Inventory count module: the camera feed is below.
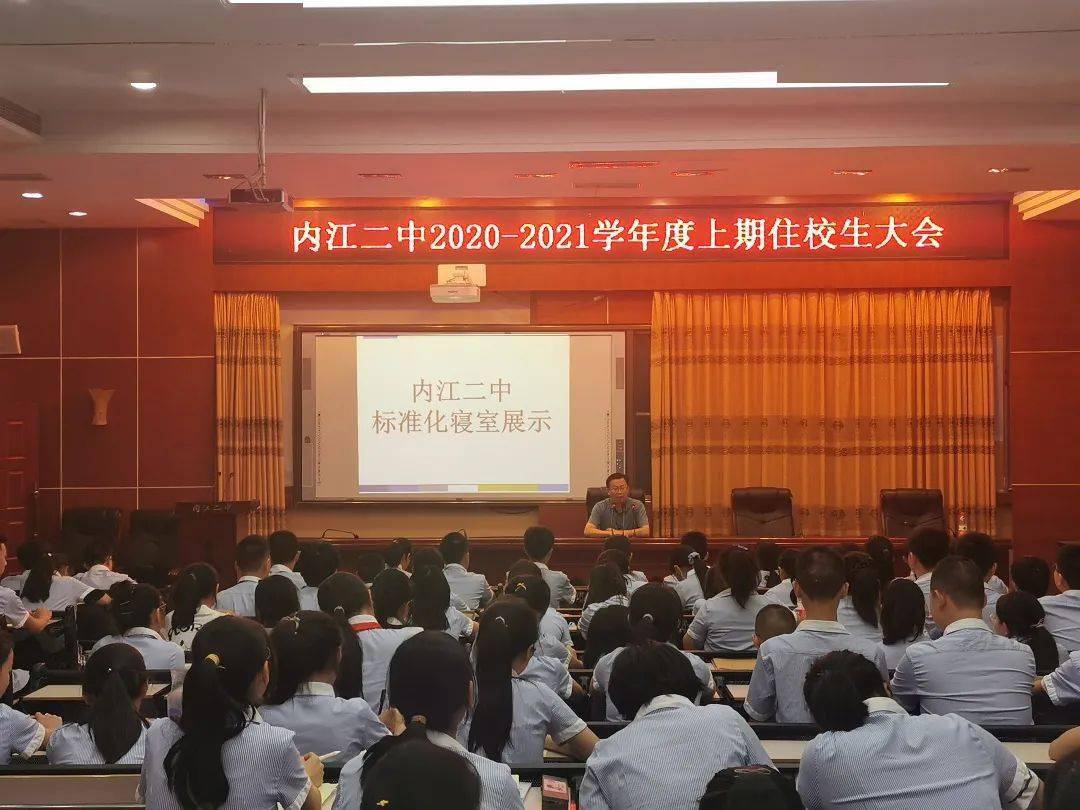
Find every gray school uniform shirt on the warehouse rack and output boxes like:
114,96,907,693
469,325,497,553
258,682,388,761
351,615,424,712
46,722,147,764
663,571,705,611
332,729,525,810
579,595,629,638
837,597,883,644
913,572,942,638
0,705,44,763
686,589,771,653
591,643,716,721
745,620,889,724
535,561,577,607
540,606,572,649
0,585,29,630
215,576,261,618
1040,589,1080,653
269,564,307,591
579,696,773,810
1042,650,1080,706
75,565,133,591
442,563,492,611
796,697,1040,810
90,627,186,670
587,497,648,532
890,618,1036,725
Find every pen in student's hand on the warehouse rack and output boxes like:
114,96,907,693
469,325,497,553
318,751,341,762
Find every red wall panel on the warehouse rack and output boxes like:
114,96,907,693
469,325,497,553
138,227,215,357
61,230,138,357
61,359,138,487
0,358,61,488
1010,352,1080,486
139,358,215,487
0,230,60,357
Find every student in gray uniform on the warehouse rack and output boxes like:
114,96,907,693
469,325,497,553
683,546,770,653
993,590,1066,674
0,538,51,635
254,574,300,630
214,534,271,618
798,650,1042,810
0,628,61,763
954,531,1005,626
602,536,649,588
1041,545,1080,654
663,544,708,611
91,581,185,670
461,600,596,766
891,555,1037,725
47,643,149,764
166,563,226,651
744,546,888,724
261,611,388,761
412,547,469,612
295,540,339,611
1012,556,1052,598
439,532,493,611
864,535,896,591
505,575,578,668
333,631,524,810
837,552,883,643
877,577,928,671
763,549,800,608
410,564,474,641
76,540,134,591
1036,650,1080,708
357,739,482,810
593,583,715,720
753,603,796,649
580,642,773,810
522,526,576,608
905,527,951,639
579,563,629,638
19,551,92,612
267,530,307,590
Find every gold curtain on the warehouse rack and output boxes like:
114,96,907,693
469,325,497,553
650,290,996,537
214,293,286,535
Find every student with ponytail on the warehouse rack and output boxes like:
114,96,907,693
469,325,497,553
837,552,883,643
92,581,185,669
500,578,580,700
261,611,388,760
410,564,473,641
993,590,1066,674
47,643,149,763
166,563,226,650
798,650,1042,809
332,631,524,810
764,549,800,607
593,583,716,720
254,574,301,629
140,615,325,810
505,575,578,668
20,550,92,611
579,563,629,638
461,599,595,766
0,628,61,763
663,544,708,611
683,546,769,653
878,577,928,670
580,642,773,810
0,537,51,635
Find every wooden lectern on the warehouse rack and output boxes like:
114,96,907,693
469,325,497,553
174,501,257,587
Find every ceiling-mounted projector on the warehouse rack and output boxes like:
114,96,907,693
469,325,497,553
430,263,486,304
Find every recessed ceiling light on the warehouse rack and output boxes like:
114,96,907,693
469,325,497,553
130,81,158,91
356,172,403,180
671,169,725,178
832,169,873,176
204,173,244,181
68,211,88,217
988,167,1030,174
569,160,659,170
514,172,558,179
21,191,44,199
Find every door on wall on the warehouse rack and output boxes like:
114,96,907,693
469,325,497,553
0,402,38,549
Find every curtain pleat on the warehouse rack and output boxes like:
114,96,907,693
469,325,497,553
650,290,996,537
214,293,286,535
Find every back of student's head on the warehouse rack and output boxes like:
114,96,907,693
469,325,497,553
1045,757,1080,810
357,552,388,584
84,538,115,568
778,549,800,582
670,544,709,591
371,568,412,627
803,650,887,732
583,604,631,668
83,643,148,763
468,599,538,759
628,582,682,645
721,546,759,608
929,555,985,610
863,535,895,589
597,548,630,577
756,540,781,574
267,610,341,704
360,739,482,810
439,532,469,565
908,527,951,571
384,537,412,569
267,530,299,566
952,531,997,578
602,536,632,558
1056,545,1080,591
755,604,796,645
254,574,299,628
109,580,163,633
506,558,542,582
698,765,805,810
170,562,219,633
844,552,881,628
880,577,926,645
795,546,846,603
21,550,59,603
995,591,1060,675
522,526,556,561
609,641,699,720
234,534,269,574
410,565,451,632
297,540,339,588
411,546,444,571
586,563,627,605
506,575,551,616
165,616,270,808
15,539,46,572
681,531,709,559
317,572,370,700
1012,556,1052,598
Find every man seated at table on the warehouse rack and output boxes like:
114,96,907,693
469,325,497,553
584,473,650,539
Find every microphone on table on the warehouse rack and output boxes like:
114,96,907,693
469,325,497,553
321,529,359,539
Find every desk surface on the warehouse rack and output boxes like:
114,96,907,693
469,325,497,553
728,684,749,701
21,683,168,702
759,739,1052,767
713,658,757,673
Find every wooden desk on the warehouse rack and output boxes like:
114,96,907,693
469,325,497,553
760,739,1052,768
713,658,757,673
20,683,168,702
727,683,749,701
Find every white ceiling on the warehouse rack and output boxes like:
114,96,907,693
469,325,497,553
1,0,1080,226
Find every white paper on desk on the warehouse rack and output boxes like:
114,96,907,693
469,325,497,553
512,775,531,800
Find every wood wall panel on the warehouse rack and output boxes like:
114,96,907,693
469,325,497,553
61,359,138,487
0,230,60,356
0,358,60,488
1010,486,1080,559
61,230,137,357
139,358,215,487
138,227,215,357
1010,352,1080,486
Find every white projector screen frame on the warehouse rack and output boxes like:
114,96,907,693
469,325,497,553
296,326,628,503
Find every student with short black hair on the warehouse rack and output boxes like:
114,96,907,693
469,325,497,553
357,552,387,586
597,547,643,596
681,530,709,559
798,650,1042,809
0,538,51,635
296,540,339,611
411,564,473,641
522,526,576,607
699,765,804,810
139,615,325,810
993,590,1065,674
1041,544,1080,654
906,526,951,638
332,631,524,810
47,643,149,764
0,627,61,762
593,583,716,720
254,574,301,629
92,581,185,669
439,532,492,610
215,534,271,618
763,548,800,607
684,546,770,653
579,563,629,638
753,603,796,648
744,546,888,723
602,536,648,587
954,531,1004,624
261,611,388,761
384,537,412,576
756,541,782,589
877,577,928,670
1013,555,1052,598
582,604,631,669
891,555,1036,725
268,530,306,590
20,550,92,611
580,642,773,810
359,739,482,810
664,544,709,611
460,600,595,766
166,562,226,651
837,552,882,643
76,539,133,591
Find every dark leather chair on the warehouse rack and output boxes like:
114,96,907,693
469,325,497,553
585,486,646,516
731,488,796,537
124,509,181,587
60,506,122,568
879,489,946,538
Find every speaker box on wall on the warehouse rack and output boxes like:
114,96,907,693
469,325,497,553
0,325,21,355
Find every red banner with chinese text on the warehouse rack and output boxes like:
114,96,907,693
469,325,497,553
212,202,1008,264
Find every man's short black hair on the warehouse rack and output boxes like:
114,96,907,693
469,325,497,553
523,526,556,561
952,532,997,578
1011,556,1051,598
439,532,469,565
605,472,629,488
603,536,632,557
930,555,986,610
84,538,115,566
384,537,412,568
357,552,388,583
235,534,269,572
908,527,951,570
1057,545,1080,591
267,530,300,565
297,540,339,588
794,546,846,602
755,603,797,642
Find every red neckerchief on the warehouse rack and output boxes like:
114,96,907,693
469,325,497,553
351,620,381,632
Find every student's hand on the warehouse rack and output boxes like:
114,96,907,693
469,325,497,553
34,712,62,745
380,707,406,735
301,753,324,788
30,608,52,622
